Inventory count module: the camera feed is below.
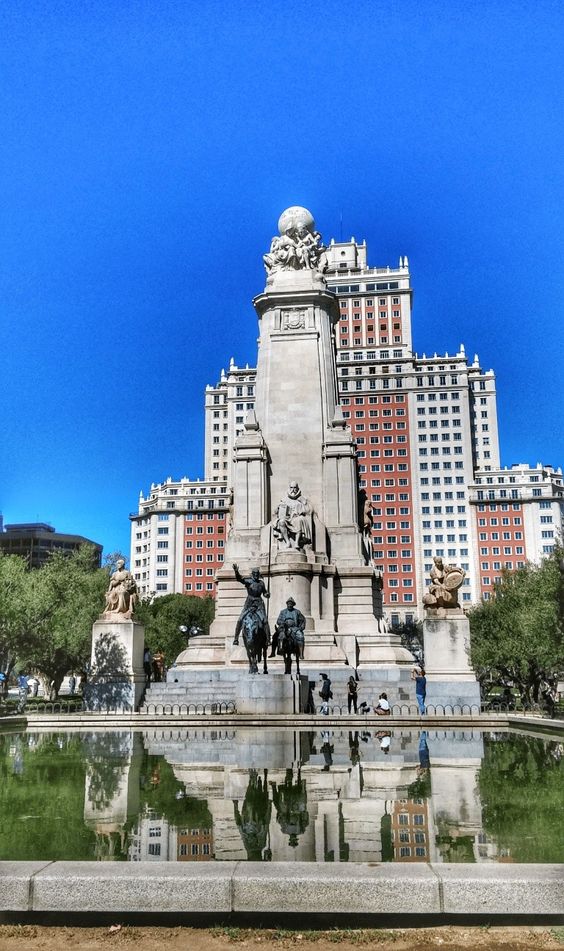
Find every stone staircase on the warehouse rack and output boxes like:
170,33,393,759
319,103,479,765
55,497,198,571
141,665,417,714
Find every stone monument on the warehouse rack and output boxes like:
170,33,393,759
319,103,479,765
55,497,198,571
84,559,146,712
422,558,481,710
172,206,413,695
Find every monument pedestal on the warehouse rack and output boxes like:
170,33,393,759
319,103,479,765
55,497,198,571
236,673,308,714
83,618,146,712
423,609,481,710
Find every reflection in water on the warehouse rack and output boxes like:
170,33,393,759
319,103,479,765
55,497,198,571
0,728,563,864
271,768,309,848
418,731,430,771
233,769,271,861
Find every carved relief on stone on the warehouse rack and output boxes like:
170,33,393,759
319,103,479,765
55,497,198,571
263,206,328,276
282,309,306,331
272,481,313,552
423,556,466,609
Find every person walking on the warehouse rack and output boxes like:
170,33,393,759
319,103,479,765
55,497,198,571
318,673,332,715
17,672,28,712
412,666,427,715
347,676,358,714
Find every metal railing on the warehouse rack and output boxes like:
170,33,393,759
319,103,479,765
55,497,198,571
142,701,236,716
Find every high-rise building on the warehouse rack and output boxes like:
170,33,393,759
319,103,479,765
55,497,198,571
130,236,563,617
468,462,564,600
0,522,102,568
130,480,230,600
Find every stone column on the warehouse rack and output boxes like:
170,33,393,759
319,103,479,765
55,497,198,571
84,617,146,712
423,608,481,710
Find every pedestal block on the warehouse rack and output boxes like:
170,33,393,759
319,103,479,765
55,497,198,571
84,618,145,712
236,673,308,715
423,610,481,709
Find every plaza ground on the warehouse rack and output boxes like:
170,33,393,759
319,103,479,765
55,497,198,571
0,926,563,951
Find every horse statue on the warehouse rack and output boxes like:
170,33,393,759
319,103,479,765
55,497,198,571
273,597,306,675
241,606,269,675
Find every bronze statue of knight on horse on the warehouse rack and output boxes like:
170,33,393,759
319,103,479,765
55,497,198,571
271,597,306,675
232,563,270,674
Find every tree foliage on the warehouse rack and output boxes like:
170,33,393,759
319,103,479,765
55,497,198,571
0,546,109,695
134,593,215,665
478,734,564,863
0,554,34,677
469,548,564,704
0,732,97,861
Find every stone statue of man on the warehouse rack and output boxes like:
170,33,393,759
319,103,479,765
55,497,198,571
273,481,312,551
104,559,138,618
423,556,466,609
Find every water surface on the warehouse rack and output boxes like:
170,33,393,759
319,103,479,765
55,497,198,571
1,728,562,864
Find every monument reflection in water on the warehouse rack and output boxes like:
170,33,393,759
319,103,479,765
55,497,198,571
3,728,562,864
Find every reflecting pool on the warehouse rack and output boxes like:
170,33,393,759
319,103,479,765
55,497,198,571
1,728,562,864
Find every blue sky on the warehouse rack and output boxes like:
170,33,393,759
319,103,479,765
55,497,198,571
1,0,563,559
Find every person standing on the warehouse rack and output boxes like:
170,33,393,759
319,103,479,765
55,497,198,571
68,674,76,696
347,676,358,714
412,666,427,715
17,673,28,712
143,647,152,682
319,673,332,714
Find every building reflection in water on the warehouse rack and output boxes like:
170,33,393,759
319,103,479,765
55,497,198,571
80,726,533,864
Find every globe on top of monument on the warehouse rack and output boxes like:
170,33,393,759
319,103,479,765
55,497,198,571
264,206,327,276
278,206,315,236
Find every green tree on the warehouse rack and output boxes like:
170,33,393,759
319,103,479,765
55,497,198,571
395,619,424,663
478,734,564,863
134,593,215,666
0,732,97,861
0,554,33,678
21,546,108,697
138,751,212,829
469,548,564,706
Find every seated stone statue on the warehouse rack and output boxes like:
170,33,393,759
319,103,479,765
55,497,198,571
273,481,312,551
423,556,465,609
104,559,138,618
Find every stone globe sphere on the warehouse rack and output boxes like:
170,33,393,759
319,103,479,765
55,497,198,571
278,206,315,236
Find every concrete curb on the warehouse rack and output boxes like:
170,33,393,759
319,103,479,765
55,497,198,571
7,712,563,736
1,862,563,918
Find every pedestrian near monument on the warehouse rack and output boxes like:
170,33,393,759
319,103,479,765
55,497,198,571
347,675,358,714
143,647,152,682
375,692,391,716
412,665,427,715
319,673,332,715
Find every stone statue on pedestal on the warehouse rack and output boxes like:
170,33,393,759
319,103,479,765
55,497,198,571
263,206,327,275
273,481,312,551
423,556,466,609
103,559,138,619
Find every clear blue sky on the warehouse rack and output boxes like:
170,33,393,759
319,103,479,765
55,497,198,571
1,0,563,560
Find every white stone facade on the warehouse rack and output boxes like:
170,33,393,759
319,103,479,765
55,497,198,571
130,479,230,599
468,463,564,598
